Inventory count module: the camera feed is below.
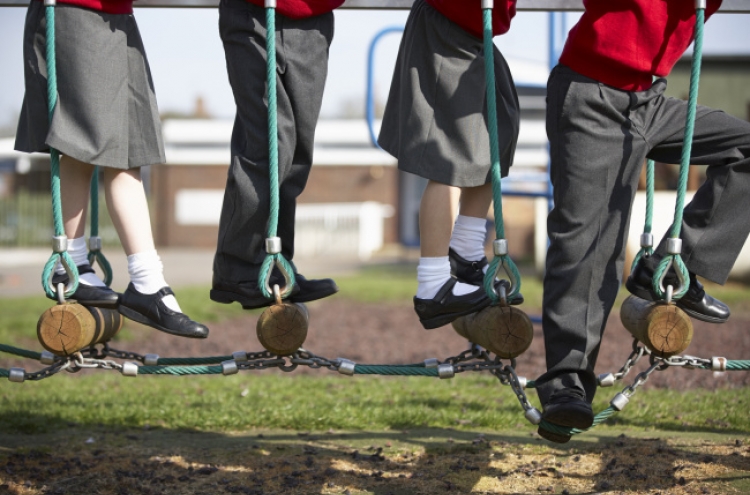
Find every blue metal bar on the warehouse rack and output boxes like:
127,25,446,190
365,26,404,149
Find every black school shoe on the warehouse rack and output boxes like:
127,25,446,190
211,273,338,310
448,248,525,305
626,255,730,323
48,264,120,308
537,389,594,444
413,277,491,330
119,284,209,339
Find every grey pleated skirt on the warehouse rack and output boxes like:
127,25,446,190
15,2,165,169
378,0,520,187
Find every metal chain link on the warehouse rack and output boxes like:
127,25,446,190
661,355,712,369
66,352,124,373
503,364,535,412
619,359,665,400
24,360,72,381
615,340,649,380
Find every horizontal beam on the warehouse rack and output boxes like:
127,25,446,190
0,0,747,10
0,0,748,10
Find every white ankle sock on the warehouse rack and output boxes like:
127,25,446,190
54,236,105,287
127,250,181,312
450,215,488,263
416,256,480,299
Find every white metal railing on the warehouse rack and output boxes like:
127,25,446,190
295,202,394,260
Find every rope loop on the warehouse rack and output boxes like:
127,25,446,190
42,251,78,300
87,248,113,287
484,254,522,304
259,253,296,299
652,254,690,301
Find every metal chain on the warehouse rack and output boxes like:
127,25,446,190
615,340,649,380
619,359,665,400
660,355,712,369
66,352,124,373
290,349,340,371
503,364,535,412
24,360,71,381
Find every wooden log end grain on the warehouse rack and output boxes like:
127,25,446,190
256,302,309,356
37,303,96,356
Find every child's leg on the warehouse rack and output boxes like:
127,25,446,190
57,155,107,289
103,167,208,338
416,181,480,299
450,183,493,264
101,167,179,312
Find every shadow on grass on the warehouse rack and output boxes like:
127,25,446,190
1,413,749,495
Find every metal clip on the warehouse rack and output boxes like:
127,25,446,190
640,233,653,248
144,354,160,366
610,392,630,411
265,237,282,255
493,239,508,256
40,351,56,365
8,368,25,383
437,364,455,379
337,359,356,376
423,358,439,368
88,236,102,252
666,238,682,255
597,373,616,387
221,360,239,375
52,235,67,253
121,362,139,377
232,351,249,363
524,407,542,425
711,357,727,372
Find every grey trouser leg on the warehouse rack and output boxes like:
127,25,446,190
536,65,750,406
213,0,333,284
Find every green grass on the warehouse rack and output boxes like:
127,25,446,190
2,372,749,437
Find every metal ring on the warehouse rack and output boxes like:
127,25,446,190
273,285,282,306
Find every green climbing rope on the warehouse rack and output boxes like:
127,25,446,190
258,2,296,301
353,365,438,376
0,343,43,361
87,168,113,286
481,4,522,304
138,365,223,376
41,2,79,300
630,159,655,273
652,8,705,301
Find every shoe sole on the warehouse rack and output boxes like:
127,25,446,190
543,407,595,430
71,299,119,309
537,427,571,444
210,289,274,310
46,294,119,309
118,305,208,339
288,287,339,304
625,279,728,324
419,299,491,330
